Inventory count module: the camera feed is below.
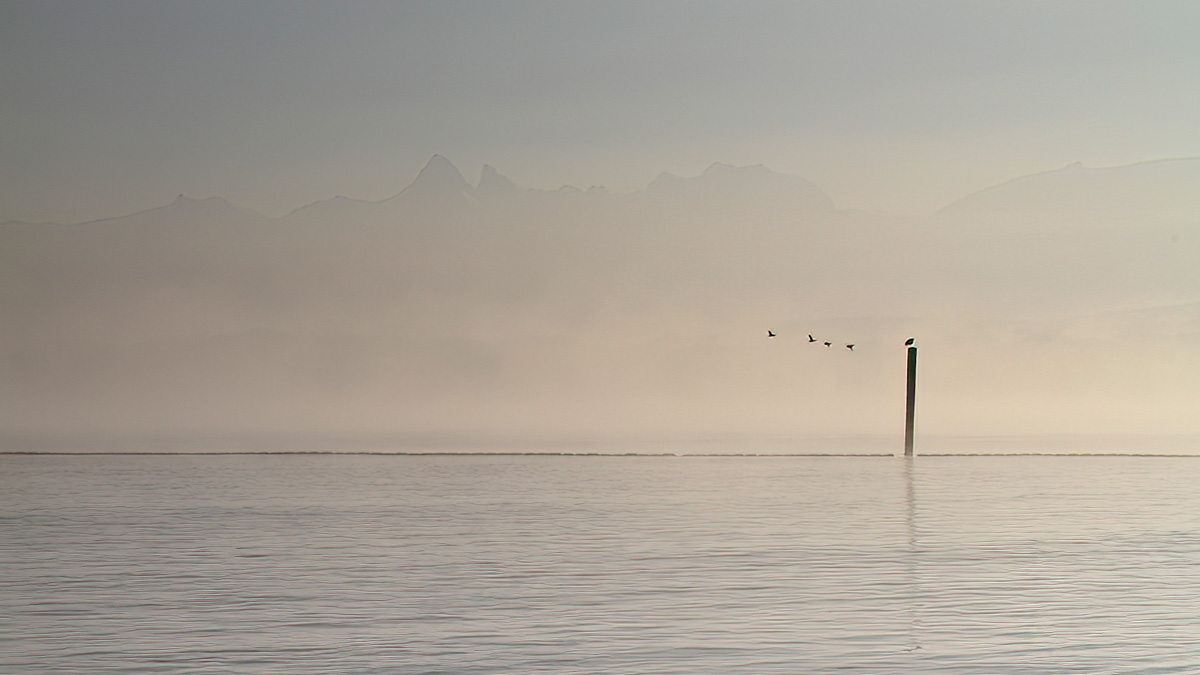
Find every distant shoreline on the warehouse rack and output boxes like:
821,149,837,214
3,451,1199,458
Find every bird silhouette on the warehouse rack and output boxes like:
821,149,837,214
808,334,817,343
905,337,915,346
767,330,776,338
823,341,832,348
845,344,855,351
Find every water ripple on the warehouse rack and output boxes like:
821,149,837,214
3,454,1200,673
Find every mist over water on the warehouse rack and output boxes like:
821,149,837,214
4,3,1200,451
3,157,1199,451
5,454,1200,673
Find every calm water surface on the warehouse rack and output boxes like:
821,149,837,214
3,454,1200,673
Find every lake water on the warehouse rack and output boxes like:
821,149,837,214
4,453,1200,673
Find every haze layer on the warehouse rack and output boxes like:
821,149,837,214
3,157,1199,450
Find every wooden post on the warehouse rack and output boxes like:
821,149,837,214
904,345,917,457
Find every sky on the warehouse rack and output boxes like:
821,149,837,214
3,1,1199,224
4,1,1200,451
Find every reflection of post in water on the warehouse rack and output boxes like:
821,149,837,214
901,458,923,653
905,457,915,545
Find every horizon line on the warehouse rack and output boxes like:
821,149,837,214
4,451,1199,458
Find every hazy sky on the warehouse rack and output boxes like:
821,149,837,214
3,1,1199,223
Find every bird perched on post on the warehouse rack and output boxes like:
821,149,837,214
905,337,915,346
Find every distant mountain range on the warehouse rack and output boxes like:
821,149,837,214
9,154,1199,228
3,156,1198,449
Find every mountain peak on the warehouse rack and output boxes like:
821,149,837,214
703,162,768,176
477,164,519,195
170,195,231,207
935,157,1200,218
160,195,260,219
423,153,458,172
645,162,834,212
72,194,264,226
392,155,475,202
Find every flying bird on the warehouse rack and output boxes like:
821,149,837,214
846,344,855,351
823,341,832,348
905,337,915,346
767,330,776,338
808,334,817,343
